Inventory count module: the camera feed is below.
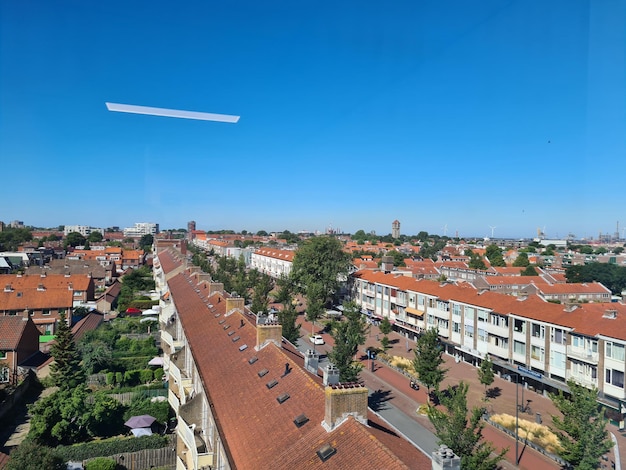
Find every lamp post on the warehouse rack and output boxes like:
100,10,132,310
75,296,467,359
510,372,520,466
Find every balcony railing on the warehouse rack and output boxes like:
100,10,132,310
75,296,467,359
566,371,597,388
566,346,599,364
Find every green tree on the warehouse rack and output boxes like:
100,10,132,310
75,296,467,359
521,265,538,276
379,316,392,350
327,302,368,382
485,244,506,267
250,272,273,315
64,231,86,248
512,251,530,267
5,439,65,470
0,227,33,251
384,250,406,267
86,391,126,437
49,312,85,390
428,382,506,469
613,246,624,255
139,233,154,251
412,328,447,398
291,235,351,306
468,251,487,270
78,340,113,374
549,380,612,469
28,387,90,446
477,355,494,397
277,303,301,344
87,231,103,243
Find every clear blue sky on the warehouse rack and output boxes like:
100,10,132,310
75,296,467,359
1,1,624,239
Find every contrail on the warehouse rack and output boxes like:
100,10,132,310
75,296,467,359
105,102,240,123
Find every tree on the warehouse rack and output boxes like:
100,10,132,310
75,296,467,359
485,244,506,267
85,391,126,437
427,381,506,469
291,236,351,306
64,231,86,248
87,231,103,243
49,312,85,390
79,340,113,374
477,355,494,397
384,250,406,267
379,316,392,350
278,303,301,344
521,265,538,276
327,302,368,382
250,272,273,315
412,328,447,398
512,251,530,267
468,251,487,270
549,380,612,469
5,439,65,470
139,233,154,251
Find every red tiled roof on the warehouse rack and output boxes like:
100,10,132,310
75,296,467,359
169,272,424,469
0,316,31,350
254,248,295,261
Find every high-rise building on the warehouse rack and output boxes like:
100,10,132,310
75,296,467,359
187,220,196,241
123,222,159,238
392,219,400,239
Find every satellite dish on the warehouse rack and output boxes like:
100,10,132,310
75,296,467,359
106,102,240,123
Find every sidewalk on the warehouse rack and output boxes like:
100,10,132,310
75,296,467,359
301,315,623,469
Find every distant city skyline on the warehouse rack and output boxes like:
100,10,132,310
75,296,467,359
1,2,624,241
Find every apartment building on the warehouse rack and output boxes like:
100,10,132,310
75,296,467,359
249,248,294,278
154,246,431,470
351,270,626,408
123,222,159,238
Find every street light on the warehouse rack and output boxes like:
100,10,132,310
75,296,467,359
509,372,521,466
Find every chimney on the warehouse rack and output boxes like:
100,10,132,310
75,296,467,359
381,255,394,273
208,282,224,297
255,316,282,351
323,363,340,386
22,308,30,321
322,383,368,432
304,349,319,374
226,297,245,316
431,445,461,470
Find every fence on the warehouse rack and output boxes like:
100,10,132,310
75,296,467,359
85,388,168,405
83,445,176,470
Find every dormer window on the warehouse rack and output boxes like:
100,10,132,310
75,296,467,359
3,284,12,292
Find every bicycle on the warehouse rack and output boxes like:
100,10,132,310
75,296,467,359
518,400,532,415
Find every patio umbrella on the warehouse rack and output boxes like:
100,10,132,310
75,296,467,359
148,356,164,366
125,414,156,429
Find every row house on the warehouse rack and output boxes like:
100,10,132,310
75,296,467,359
0,273,94,335
25,259,116,290
250,248,294,278
0,314,40,385
154,247,430,470
351,270,626,408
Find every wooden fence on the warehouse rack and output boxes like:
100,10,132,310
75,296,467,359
85,388,168,405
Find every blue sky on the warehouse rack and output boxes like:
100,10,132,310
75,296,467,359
1,1,624,239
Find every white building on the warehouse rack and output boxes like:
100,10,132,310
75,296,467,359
250,248,295,278
64,225,104,237
123,222,159,238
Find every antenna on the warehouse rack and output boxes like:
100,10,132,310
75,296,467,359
489,226,496,238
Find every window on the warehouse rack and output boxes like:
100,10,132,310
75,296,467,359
465,307,475,320
417,295,424,306
464,324,474,338
453,322,461,333
477,310,488,323
531,323,545,339
0,367,8,383
606,342,626,361
0,351,6,360
551,328,566,345
478,328,487,342
384,287,389,295
513,319,525,333
452,304,461,317
531,345,544,361
514,340,526,355
42,309,50,316
550,350,566,369
605,369,625,388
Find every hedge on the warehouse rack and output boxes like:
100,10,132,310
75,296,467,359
56,434,169,462
85,457,116,470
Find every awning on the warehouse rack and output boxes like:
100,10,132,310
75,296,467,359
161,292,170,300
405,307,424,317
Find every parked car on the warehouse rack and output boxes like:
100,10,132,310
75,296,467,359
309,334,325,345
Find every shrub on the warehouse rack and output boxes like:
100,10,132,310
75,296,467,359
105,372,115,386
491,413,562,454
124,370,141,386
85,457,117,470
115,372,123,386
140,369,154,383
154,368,164,381
56,434,169,461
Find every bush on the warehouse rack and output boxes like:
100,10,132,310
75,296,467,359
154,368,164,381
5,440,65,470
140,369,154,384
85,457,117,470
124,370,141,386
106,372,115,386
56,434,169,461
115,372,123,386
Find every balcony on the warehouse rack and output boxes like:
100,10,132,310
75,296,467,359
566,371,597,388
485,323,509,338
487,343,509,360
177,408,214,470
566,346,599,364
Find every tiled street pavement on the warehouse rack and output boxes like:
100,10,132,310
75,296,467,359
300,316,623,469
